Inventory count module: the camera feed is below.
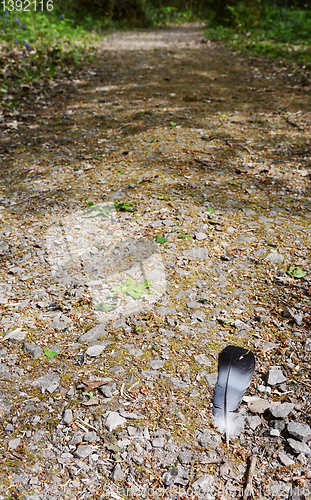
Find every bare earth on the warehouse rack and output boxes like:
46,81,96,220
0,25,311,499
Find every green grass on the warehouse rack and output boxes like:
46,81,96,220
0,8,102,91
205,5,311,70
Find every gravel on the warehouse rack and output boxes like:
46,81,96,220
0,25,310,500
287,421,311,442
105,412,127,431
266,368,287,386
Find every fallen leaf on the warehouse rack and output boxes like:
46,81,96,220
287,265,306,278
44,349,58,360
156,236,168,244
82,379,111,392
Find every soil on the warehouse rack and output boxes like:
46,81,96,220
0,24,311,499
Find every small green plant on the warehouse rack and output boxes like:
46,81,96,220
114,201,136,212
287,265,306,278
84,203,113,218
82,391,94,398
224,317,234,325
95,303,115,312
44,349,58,360
110,278,151,299
173,229,191,241
48,63,56,78
156,235,168,244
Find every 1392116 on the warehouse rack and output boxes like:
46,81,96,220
2,0,53,11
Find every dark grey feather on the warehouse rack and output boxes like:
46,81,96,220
213,345,255,444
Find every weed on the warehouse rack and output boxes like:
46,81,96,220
205,4,311,68
0,8,101,90
114,201,137,212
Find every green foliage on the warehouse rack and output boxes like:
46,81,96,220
156,235,168,244
205,4,311,67
224,316,233,325
0,7,100,90
109,277,151,299
44,349,58,360
95,303,115,312
173,229,191,240
94,278,153,312
144,5,195,25
261,5,311,43
56,0,198,28
114,201,137,212
287,265,306,278
82,391,94,397
83,203,113,217
61,0,146,26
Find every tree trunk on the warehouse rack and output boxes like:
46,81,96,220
214,0,231,23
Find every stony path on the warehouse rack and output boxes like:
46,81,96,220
0,24,311,499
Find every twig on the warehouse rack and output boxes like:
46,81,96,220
299,380,311,390
76,418,98,431
200,456,227,465
191,149,213,155
242,455,257,500
285,118,300,128
4,188,63,208
7,192,50,207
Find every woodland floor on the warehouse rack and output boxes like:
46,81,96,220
0,24,311,499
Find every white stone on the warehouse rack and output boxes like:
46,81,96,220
152,437,165,448
9,437,20,450
3,328,26,341
195,232,207,241
194,354,211,366
74,444,94,459
266,251,284,264
105,412,126,431
278,452,295,466
192,474,215,494
85,344,105,357
32,374,60,394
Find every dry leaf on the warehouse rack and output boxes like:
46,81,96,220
82,378,112,392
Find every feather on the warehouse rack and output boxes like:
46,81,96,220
213,345,255,446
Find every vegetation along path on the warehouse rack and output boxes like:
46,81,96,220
0,24,311,499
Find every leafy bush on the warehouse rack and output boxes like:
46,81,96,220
209,2,311,43
145,5,195,25
205,3,311,67
260,5,311,42
0,8,100,90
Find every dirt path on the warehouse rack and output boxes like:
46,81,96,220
0,25,311,499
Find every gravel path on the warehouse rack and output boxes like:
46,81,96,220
0,24,311,499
